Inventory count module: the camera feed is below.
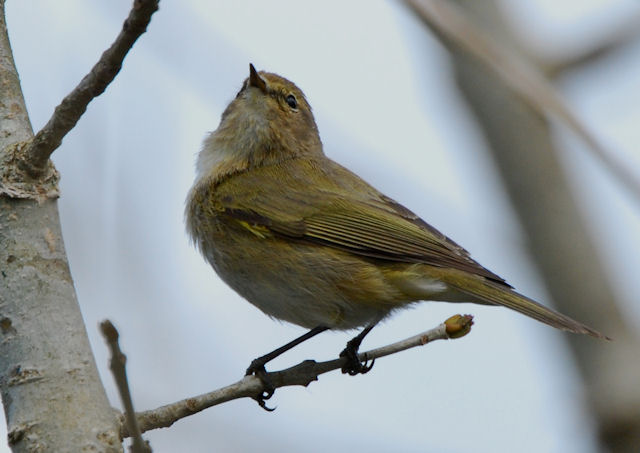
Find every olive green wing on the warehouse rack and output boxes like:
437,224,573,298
216,157,508,286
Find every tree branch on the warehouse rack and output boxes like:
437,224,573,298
120,314,473,437
101,321,151,453
436,1,640,450
544,12,640,78
403,0,640,208
20,0,159,177
1,2,159,450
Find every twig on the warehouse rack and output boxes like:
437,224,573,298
544,12,640,77
21,0,159,177
101,320,151,453
404,0,640,208
122,314,473,437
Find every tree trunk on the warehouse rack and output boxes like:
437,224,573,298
0,3,121,451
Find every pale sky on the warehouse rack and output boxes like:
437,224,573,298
3,1,639,452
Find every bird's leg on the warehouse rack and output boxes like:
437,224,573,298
246,325,330,375
340,322,377,375
246,325,329,410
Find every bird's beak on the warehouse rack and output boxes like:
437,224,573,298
249,63,267,93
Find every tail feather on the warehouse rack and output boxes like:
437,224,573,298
444,274,609,340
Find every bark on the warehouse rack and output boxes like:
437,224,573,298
0,2,121,451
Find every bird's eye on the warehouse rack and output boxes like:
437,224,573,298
286,94,298,109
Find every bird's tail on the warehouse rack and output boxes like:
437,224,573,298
442,274,609,340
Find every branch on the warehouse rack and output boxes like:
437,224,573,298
443,3,640,449
404,0,640,208
1,4,126,449
544,12,640,77
101,321,151,453
121,314,474,437
20,0,159,177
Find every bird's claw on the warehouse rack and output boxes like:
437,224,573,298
340,345,375,375
246,362,277,411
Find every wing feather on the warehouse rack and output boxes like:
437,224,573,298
215,157,509,286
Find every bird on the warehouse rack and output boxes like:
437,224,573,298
185,64,606,399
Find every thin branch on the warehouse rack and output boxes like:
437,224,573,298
404,0,640,208
121,314,474,437
543,12,640,78
101,321,151,453
20,0,159,177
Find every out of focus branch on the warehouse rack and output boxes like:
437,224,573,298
121,315,473,437
404,0,640,208
543,13,640,77
406,0,640,451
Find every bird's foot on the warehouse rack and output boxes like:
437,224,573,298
339,339,375,376
246,360,276,411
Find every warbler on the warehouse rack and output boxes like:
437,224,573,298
186,64,605,379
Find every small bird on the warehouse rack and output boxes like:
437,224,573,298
186,64,605,384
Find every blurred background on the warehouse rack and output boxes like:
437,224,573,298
3,0,640,451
